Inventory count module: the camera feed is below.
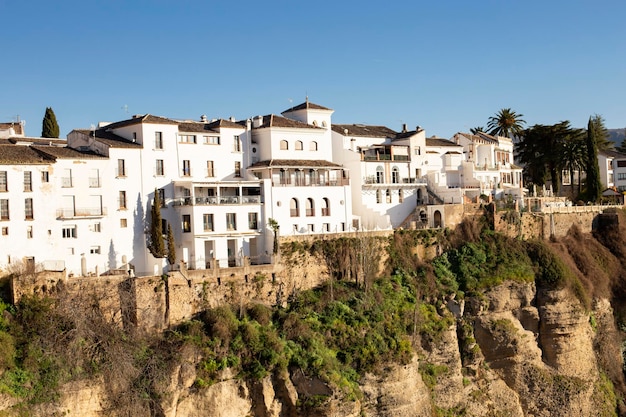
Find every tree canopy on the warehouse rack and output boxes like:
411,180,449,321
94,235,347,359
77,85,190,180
41,107,60,138
487,108,526,138
585,115,605,202
148,189,165,258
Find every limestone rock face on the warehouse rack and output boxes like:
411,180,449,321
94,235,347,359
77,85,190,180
4,281,621,417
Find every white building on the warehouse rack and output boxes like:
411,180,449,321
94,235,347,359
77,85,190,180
244,101,353,242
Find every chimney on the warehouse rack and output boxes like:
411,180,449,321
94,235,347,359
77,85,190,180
253,115,263,128
402,123,407,133
200,114,207,122
229,116,236,122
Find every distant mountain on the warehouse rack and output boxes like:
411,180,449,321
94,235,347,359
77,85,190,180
608,128,625,147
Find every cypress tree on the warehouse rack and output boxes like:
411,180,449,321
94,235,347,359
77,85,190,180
149,189,165,258
585,115,604,202
166,224,176,265
41,107,60,138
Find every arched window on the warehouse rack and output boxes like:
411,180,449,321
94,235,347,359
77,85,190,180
312,120,318,126
391,167,400,184
295,140,303,150
386,189,392,203
290,198,299,217
306,198,314,216
310,141,318,151
280,140,288,150
322,198,330,216
376,190,382,204
321,121,327,127
376,166,384,184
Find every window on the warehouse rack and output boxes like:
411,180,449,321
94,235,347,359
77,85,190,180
323,223,330,232
204,135,220,145
207,161,215,177
233,135,241,152
399,189,404,203
391,167,399,184
158,188,166,207
376,166,384,184
182,214,191,233
161,219,168,233
183,160,191,176
120,218,127,228
310,141,318,151
179,134,197,144
618,173,626,181
24,171,32,192
0,199,8,220
119,191,127,209
308,224,314,232
306,198,314,216
234,161,241,177
203,214,214,231
62,226,77,238
280,140,288,150
117,159,126,177
226,213,237,231
376,190,382,204
290,198,299,217
156,159,164,176
25,198,33,220
248,212,258,229
90,246,101,254
89,169,100,187
155,131,163,149
1,227,7,236
322,198,330,216
41,171,49,183
0,171,6,192
26,226,33,239
295,140,303,150
62,169,72,187
93,222,101,232
386,189,392,203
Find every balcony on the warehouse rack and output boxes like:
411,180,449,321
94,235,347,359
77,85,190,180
173,195,262,207
57,207,107,219
272,178,350,187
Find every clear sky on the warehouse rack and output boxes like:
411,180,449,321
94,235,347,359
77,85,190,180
2,0,625,139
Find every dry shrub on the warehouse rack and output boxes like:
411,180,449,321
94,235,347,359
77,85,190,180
446,216,484,249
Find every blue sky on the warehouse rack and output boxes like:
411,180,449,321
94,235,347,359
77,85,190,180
2,0,625,138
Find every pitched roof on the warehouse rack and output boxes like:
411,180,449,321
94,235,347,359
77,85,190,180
72,129,142,149
101,114,179,130
456,131,499,145
7,137,67,146
601,149,626,159
177,119,243,133
32,146,105,159
282,100,332,113
254,115,322,129
248,159,343,169
426,137,460,147
0,145,55,164
393,127,424,140
331,124,397,138
0,122,24,135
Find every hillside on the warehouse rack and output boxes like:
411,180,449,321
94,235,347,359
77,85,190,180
1,209,626,416
609,128,625,147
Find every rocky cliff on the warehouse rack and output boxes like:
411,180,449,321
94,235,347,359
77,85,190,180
21,279,619,417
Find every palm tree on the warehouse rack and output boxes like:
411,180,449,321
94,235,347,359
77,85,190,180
560,126,586,198
470,126,485,134
487,108,526,138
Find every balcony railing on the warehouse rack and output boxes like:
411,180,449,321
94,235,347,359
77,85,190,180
272,178,350,187
61,177,72,187
57,207,107,218
89,177,101,187
173,195,261,207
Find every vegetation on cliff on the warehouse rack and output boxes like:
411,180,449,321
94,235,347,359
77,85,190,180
2,209,626,415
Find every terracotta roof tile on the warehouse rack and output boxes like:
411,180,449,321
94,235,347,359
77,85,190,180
331,124,397,138
101,114,178,130
282,101,332,113
248,159,342,169
426,138,460,147
0,145,54,164
254,115,322,129
31,146,106,159
72,129,142,149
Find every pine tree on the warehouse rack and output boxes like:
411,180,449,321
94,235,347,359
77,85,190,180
148,189,165,258
166,224,176,265
41,107,60,138
585,115,604,202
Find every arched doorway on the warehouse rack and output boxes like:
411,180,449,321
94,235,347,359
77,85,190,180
433,210,442,228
